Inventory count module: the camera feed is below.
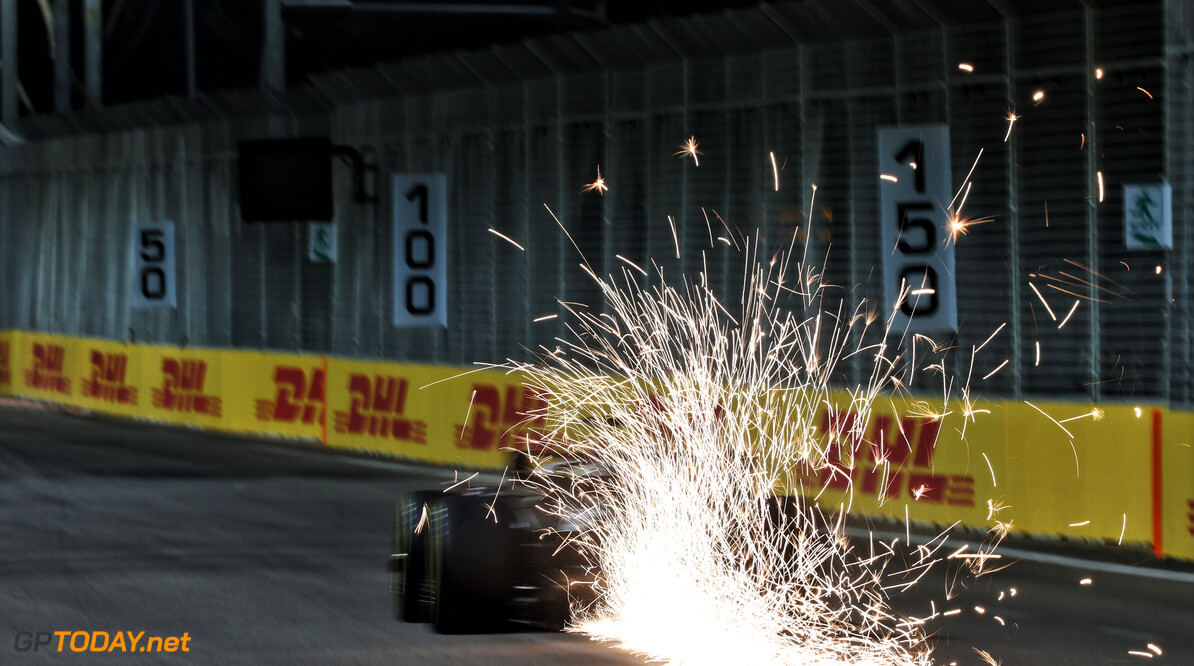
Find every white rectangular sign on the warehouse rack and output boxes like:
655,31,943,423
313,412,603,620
878,125,957,333
1124,183,1172,250
393,174,448,327
132,221,177,309
308,222,336,263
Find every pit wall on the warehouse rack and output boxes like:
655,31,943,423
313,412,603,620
1,328,1191,561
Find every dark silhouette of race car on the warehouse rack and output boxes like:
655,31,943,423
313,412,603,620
389,462,601,634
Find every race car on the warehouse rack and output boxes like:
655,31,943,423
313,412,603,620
389,462,601,634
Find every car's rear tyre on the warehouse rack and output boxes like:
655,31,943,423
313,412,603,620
392,490,439,622
426,493,515,634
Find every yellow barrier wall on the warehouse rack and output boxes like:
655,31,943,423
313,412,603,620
0,329,1191,560
325,357,530,468
798,399,1154,549
1161,409,1194,560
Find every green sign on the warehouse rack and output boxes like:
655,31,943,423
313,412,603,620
308,223,336,263
1123,183,1172,250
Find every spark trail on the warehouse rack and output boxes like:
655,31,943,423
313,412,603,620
512,235,954,665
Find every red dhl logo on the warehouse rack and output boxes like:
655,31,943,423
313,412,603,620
81,350,137,405
455,384,546,451
0,340,10,385
256,366,325,425
24,343,71,395
333,374,427,443
812,409,975,508
151,358,222,417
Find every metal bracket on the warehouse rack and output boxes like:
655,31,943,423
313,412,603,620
330,144,378,204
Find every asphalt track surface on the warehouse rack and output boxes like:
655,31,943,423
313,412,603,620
1,404,1191,665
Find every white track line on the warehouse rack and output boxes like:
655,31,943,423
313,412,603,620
854,527,1194,583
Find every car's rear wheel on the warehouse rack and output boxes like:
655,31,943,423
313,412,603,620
392,490,439,622
426,493,515,634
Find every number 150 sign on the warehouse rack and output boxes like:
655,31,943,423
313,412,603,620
393,174,447,327
878,126,957,334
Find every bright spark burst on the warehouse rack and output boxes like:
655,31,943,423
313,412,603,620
676,136,701,166
583,166,609,195
946,214,993,246
510,227,962,664
1003,111,1019,142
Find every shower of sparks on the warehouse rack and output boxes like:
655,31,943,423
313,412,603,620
544,203,590,267
1024,400,1074,439
534,314,559,322
977,322,1006,353
1137,87,1153,99
507,212,978,664
1003,112,1019,142
667,215,681,259
1034,341,1041,366
1097,171,1105,202
1030,259,1133,303
981,359,1008,381
981,453,997,487
1032,90,1045,104
1155,265,1163,274
583,166,609,195
881,174,898,183
1058,408,1104,424
1057,300,1080,329
1148,644,1163,655
444,471,479,493
488,228,525,251
676,136,701,166
1028,282,1057,321
1095,67,1104,80
1079,577,1093,585
770,152,780,191
958,63,974,72
615,254,648,277
946,214,993,246
1069,520,1091,527
986,499,1010,521
1118,513,1127,545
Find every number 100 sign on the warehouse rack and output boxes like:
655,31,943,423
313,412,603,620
393,174,447,327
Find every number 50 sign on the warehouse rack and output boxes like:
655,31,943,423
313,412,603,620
132,221,177,309
878,126,957,334
393,174,448,327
